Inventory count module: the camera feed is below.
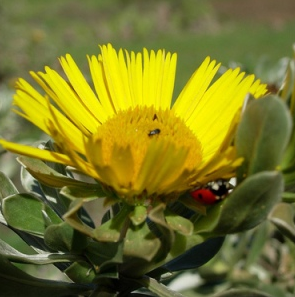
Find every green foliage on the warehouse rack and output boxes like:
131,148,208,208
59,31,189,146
280,46,295,191
0,171,18,199
2,193,54,236
0,0,294,88
236,95,292,179
18,156,100,189
44,222,88,252
211,289,273,297
269,203,295,243
0,255,91,297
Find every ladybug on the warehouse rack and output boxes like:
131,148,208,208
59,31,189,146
190,179,232,205
148,128,161,136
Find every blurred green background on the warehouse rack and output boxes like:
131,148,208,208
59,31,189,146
0,0,294,89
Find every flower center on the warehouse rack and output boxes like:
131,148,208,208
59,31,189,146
98,106,201,163
88,106,203,199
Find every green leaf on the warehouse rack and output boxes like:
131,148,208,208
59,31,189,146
85,240,124,273
281,56,295,188
245,222,269,268
164,232,204,265
0,254,91,297
93,204,132,242
129,205,147,226
165,210,193,235
0,171,19,225
279,51,295,102
18,156,95,188
124,221,161,261
236,95,292,179
20,162,42,194
282,191,295,202
148,204,174,261
59,184,104,231
43,204,63,226
59,189,96,230
44,222,88,252
64,261,97,284
195,171,283,235
0,238,83,264
268,202,295,242
163,236,223,272
211,288,273,297
61,184,106,200
119,204,175,278
2,194,47,237
0,171,18,199
135,276,186,297
282,170,295,191
20,161,70,218
63,200,95,238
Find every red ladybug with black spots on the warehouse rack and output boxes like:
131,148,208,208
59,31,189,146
190,179,232,205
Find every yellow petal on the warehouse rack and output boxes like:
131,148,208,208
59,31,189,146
0,140,72,165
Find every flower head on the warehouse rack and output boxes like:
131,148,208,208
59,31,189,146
0,44,267,205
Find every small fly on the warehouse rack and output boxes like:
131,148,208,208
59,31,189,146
148,129,161,136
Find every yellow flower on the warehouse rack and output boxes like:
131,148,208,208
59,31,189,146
0,44,267,205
